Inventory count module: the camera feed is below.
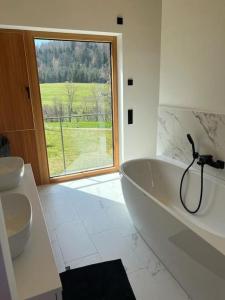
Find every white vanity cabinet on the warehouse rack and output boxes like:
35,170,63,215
1,164,62,300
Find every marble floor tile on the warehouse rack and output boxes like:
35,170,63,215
90,172,120,182
91,229,149,273
56,221,97,264
38,183,67,196
105,203,135,236
125,233,165,274
42,209,56,231
51,239,65,273
40,193,80,230
79,178,125,206
66,253,102,269
72,192,103,219
81,206,114,235
128,268,190,300
76,195,134,235
58,178,95,189
149,270,190,300
39,173,189,300
128,269,157,300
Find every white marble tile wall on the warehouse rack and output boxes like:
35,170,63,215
38,174,190,300
157,106,225,180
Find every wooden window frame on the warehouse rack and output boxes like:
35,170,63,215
25,31,119,184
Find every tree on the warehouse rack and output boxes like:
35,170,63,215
52,97,64,118
35,40,111,83
64,82,76,122
90,84,104,121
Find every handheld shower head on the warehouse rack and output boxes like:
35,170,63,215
187,134,199,159
187,134,194,147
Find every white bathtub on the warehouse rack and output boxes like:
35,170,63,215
121,158,225,300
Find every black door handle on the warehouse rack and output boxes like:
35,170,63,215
25,86,30,99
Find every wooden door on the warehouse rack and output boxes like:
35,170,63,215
0,30,34,131
0,30,40,184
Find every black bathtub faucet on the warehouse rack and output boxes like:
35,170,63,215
197,155,224,169
180,134,225,215
187,134,224,169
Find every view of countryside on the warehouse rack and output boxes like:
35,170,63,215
35,39,114,177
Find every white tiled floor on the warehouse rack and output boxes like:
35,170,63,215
38,173,190,300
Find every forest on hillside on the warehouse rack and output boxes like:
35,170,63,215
35,40,111,83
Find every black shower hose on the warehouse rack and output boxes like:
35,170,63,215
179,157,204,214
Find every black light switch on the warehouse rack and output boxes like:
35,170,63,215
117,16,123,25
128,79,133,86
128,109,133,124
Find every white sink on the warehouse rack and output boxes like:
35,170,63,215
1,193,32,259
0,157,24,191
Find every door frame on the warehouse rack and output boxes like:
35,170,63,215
25,31,119,184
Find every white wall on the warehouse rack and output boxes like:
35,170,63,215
160,0,225,113
0,0,162,161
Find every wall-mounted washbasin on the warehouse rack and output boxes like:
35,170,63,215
1,193,32,259
0,157,24,191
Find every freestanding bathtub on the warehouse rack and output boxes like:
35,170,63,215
121,158,225,300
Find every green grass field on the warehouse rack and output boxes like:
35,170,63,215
40,82,111,107
40,83,114,176
45,124,113,176
45,120,112,129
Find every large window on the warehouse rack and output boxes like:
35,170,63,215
33,34,118,179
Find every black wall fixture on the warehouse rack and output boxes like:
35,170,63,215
0,135,10,157
128,79,133,86
117,16,123,25
128,109,133,125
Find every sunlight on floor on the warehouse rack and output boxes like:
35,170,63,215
38,173,189,300
53,173,124,204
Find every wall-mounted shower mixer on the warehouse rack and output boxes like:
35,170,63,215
180,134,224,214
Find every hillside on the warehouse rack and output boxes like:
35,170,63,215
35,39,111,84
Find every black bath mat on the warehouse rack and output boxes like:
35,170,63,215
59,259,136,300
